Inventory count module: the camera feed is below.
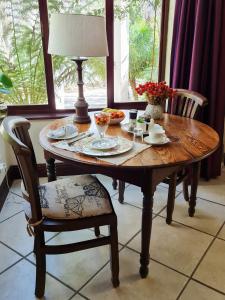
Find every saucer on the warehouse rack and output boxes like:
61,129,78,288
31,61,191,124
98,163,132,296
144,136,170,146
91,137,118,150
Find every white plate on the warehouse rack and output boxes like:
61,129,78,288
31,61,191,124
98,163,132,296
91,137,118,150
47,130,78,140
121,123,148,135
144,136,170,146
76,137,133,157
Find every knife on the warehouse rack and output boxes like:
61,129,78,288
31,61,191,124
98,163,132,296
67,131,94,145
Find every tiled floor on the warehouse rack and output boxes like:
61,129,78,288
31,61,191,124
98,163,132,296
0,170,225,300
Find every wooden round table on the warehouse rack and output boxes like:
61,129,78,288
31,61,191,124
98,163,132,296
39,111,219,278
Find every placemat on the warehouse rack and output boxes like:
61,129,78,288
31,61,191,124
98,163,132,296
52,136,150,165
97,142,150,165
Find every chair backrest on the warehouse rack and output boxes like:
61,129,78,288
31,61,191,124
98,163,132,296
165,89,208,120
0,116,42,221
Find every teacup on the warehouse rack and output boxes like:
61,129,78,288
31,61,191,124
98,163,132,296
148,128,166,143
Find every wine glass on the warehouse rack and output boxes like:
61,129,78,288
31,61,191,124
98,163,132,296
94,112,110,139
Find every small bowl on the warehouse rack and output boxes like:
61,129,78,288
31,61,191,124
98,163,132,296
109,116,125,125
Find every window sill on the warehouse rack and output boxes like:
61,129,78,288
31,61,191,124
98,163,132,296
7,108,104,120
16,112,74,120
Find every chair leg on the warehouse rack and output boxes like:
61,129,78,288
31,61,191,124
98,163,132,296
35,231,46,298
109,222,120,288
189,162,200,217
118,180,125,204
112,178,117,190
166,172,177,225
183,179,189,202
33,236,37,255
94,226,100,237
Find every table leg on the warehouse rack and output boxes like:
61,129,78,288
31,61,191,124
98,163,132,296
139,184,154,278
46,157,56,182
166,172,177,225
188,161,201,217
112,178,117,190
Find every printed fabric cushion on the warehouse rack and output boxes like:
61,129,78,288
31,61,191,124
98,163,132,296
24,175,112,219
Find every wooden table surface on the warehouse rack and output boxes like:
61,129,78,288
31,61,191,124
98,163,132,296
40,112,219,170
39,111,219,279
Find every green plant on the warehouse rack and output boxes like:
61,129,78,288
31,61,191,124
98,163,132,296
0,0,161,105
0,73,13,94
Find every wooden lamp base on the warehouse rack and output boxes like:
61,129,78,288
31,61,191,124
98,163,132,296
72,58,91,124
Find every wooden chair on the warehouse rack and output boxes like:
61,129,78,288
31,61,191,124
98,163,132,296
0,116,119,298
116,89,207,224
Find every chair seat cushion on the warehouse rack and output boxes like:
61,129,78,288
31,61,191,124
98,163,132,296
24,175,112,220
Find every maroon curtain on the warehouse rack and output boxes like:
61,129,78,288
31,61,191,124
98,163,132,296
170,0,225,179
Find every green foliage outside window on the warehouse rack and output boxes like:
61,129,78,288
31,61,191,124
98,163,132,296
0,0,161,105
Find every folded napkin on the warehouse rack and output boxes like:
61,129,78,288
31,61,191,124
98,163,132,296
48,124,77,138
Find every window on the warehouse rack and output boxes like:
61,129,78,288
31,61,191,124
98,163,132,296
114,0,162,103
0,0,48,106
48,0,107,110
1,0,168,116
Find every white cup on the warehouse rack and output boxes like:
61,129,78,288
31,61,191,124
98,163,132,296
148,128,166,143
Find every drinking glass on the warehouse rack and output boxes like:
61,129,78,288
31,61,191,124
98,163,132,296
133,127,144,143
94,112,110,139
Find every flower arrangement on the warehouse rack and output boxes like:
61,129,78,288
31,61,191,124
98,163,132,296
135,81,176,105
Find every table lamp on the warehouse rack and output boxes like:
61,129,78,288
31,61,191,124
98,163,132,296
48,14,109,123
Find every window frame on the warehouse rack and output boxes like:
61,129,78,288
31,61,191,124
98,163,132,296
7,0,169,118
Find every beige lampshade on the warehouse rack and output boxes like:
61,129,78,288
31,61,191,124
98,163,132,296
48,14,108,57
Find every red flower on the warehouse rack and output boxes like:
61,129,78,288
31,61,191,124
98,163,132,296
135,81,176,105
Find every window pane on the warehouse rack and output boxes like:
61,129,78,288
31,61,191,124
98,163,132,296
0,1,48,105
48,0,107,110
114,0,162,102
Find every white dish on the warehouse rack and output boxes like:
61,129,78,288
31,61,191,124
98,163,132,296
109,116,125,125
91,137,118,150
144,136,170,146
76,137,133,157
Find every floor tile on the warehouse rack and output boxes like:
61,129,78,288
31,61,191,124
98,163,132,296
0,192,24,222
195,168,225,205
194,238,225,293
128,216,213,276
70,294,87,299
180,280,225,300
28,230,112,290
218,224,225,240
0,242,22,273
10,178,48,197
96,175,119,197
0,212,56,256
161,195,225,235
119,184,174,213
101,199,142,245
81,248,187,300
10,179,23,197
0,259,74,300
